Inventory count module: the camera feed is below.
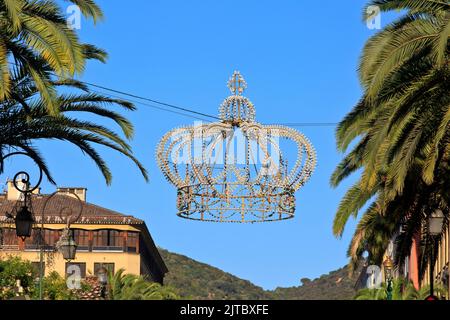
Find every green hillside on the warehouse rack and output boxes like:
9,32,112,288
159,248,357,300
270,267,358,300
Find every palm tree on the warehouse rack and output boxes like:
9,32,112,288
359,1,450,101
0,72,148,185
347,200,399,272
107,269,179,300
0,0,104,113
416,283,448,299
332,0,449,273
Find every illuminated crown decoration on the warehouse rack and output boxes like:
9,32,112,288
156,71,316,223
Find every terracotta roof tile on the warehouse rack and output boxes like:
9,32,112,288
0,194,143,225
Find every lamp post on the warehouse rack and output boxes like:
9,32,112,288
383,256,394,300
41,191,83,299
427,209,445,300
1,152,83,299
97,267,108,299
1,153,43,241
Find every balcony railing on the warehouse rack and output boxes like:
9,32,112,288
0,244,19,251
1,243,137,253
92,246,124,252
24,244,55,251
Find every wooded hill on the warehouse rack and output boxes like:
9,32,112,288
159,249,357,300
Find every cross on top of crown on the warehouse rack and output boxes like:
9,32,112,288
227,71,247,96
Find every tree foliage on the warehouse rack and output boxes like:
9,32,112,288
107,268,179,300
33,271,78,300
0,0,147,185
332,0,450,276
0,0,105,113
0,255,34,299
355,278,447,300
160,249,358,300
0,72,148,185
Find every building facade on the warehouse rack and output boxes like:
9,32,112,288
388,224,449,299
0,182,168,284
419,225,449,297
355,223,449,300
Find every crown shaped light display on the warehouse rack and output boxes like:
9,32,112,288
156,71,316,223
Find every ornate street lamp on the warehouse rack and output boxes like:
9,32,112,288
383,256,394,300
14,205,34,240
427,209,445,300
42,192,83,262
429,209,445,236
56,228,77,261
40,191,83,298
1,152,43,240
1,152,84,299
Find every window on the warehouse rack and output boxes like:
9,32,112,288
25,229,42,250
43,229,59,246
92,230,124,250
109,230,123,248
73,229,90,251
94,263,115,276
93,230,108,248
25,229,60,250
0,228,18,247
127,232,139,253
65,262,86,278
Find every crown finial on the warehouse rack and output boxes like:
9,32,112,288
227,71,247,95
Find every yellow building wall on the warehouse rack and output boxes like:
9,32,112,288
0,223,143,277
422,222,450,299
0,250,141,277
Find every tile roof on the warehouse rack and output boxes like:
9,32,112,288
0,194,144,225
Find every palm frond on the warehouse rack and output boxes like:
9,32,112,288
64,0,103,23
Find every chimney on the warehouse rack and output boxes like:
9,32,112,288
56,187,87,202
6,179,41,201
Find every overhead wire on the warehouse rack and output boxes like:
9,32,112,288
6,61,338,127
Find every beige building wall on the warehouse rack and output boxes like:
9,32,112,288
422,222,449,298
5,180,40,201
0,251,141,276
0,223,143,277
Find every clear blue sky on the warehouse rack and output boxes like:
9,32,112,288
3,1,398,289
